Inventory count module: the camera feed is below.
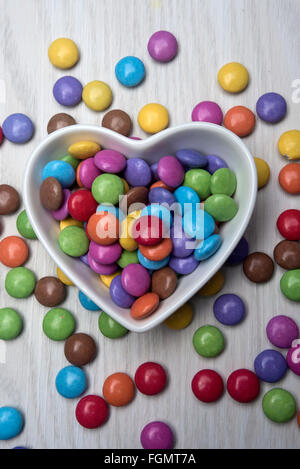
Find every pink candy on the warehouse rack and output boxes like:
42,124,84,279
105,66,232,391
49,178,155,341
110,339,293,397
94,150,127,174
89,241,122,265
191,101,223,125
121,264,151,297
79,158,101,189
157,155,184,188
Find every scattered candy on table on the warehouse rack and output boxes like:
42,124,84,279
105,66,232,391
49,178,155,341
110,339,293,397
191,369,224,403
56,366,87,399
273,240,300,270
0,307,23,340
254,157,270,189
102,109,132,136
256,92,287,123
82,80,113,111
254,349,287,383
193,325,225,358
5,267,36,298
147,30,178,62
98,311,128,339
224,105,256,137
48,37,79,69
140,421,174,449
280,269,300,301
277,209,300,240
103,372,135,406
0,184,20,215
138,103,169,133
227,369,260,403
213,294,245,326
135,362,167,396
75,395,108,429
47,113,76,134
2,113,34,143
286,343,300,376
217,62,249,93
16,210,37,239
243,251,274,283
278,130,300,160
42,307,75,341
0,407,24,440
164,302,193,329
266,315,299,349
262,388,296,423
191,101,223,125
34,276,66,307
64,332,96,366
115,56,145,87
0,236,29,268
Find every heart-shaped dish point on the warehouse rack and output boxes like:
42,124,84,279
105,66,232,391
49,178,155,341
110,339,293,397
24,123,257,332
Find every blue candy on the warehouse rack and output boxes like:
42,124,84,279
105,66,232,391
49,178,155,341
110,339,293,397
148,188,176,207
183,208,215,240
194,234,222,261
55,366,87,399
141,204,173,230
138,250,170,270
115,56,145,87
97,204,125,222
174,186,200,216
42,160,75,188
175,149,207,169
0,407,23,440
78,290,101,311
2,113,34,143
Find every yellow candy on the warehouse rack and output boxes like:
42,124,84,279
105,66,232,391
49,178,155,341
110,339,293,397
254,157,270,189
119,216,138,251
60,218,83,231
57,267,74,286
100,271,121,288
218,62,249,93
278,130,300,160
68,141,100,159
122,178,130,194
138,103,169,134
128,209,141,220
164,303,193,330
198,270,224,297
48,38,79,69
82,81,113,111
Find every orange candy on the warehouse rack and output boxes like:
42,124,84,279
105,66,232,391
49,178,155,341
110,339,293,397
130,292,160,319
279,163,300,194
0,236,29,267
102,372,135,407
224,106,256,137
76,162,84,188
139,237,173,261
150,180,174,192
87,212,119,245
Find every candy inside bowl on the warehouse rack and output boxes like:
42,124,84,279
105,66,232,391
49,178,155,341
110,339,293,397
24,123,257,332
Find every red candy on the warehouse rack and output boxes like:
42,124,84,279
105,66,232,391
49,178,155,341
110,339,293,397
191,369,224,403
132,215,164,246
135,362,167,395
0,126,3,145
68,189,98,222
277,209,300,241
227,369,260,403
75,395,109,429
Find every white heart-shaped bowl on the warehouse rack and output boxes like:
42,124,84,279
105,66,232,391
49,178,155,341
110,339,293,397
24,123,257,332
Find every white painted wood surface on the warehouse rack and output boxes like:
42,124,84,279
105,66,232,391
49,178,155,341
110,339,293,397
0,0,299,449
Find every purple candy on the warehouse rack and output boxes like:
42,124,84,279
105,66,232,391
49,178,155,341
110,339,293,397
170,220,195,258
158,156,184,188
191,101,223,125
226,236,249,265
53,76,83,107
121,264,151,297
169,254,199,274
147,31,178,63
206,154,228,174
89,241,122,265
151,162,159,181
141,421,174,449
87,251,118,275
256,92,287,124
2,113,34,143
254,349,287,383
213,294,245,326
52,189,70,220
266,315,299,349
110,274,135,308
80,254,89,265
148,187,176,207
94,149,127,174
124,158,152,186
175,149,207,169
79,158,101,189
286,343,300,376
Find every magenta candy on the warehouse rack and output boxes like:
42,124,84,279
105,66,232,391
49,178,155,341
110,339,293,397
121,263,151,297
286,343,300,375
79,158,101,189
191,101,223,125
87,251,118,275
147,30,178,63
94,149,127,174
52,189,70,220
157,155,184,188
266,315,299,348
141,421,174,449
89,241,122,265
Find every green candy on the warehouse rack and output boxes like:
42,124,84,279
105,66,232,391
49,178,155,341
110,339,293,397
117,250,139,268
0,308,23,340
58,226,89,257
204,194,238,222
183,169,211,200
98,311,128,339
43,307,75,341
280,269,300,301
16,210,37,239
210,168,237,196
92,174,124,205
262,388,296,423
61,154,80,170
193,325,225,358
5,267,36,299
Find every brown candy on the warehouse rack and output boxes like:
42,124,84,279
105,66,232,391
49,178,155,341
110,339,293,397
274,240,300,270
0,184,20,215
120,186,149,214
40,177,63,211
102,109,132,136
47,113,76,134
243,252,274,283
151,267,177,299
64,333,96,366
34,276,66,307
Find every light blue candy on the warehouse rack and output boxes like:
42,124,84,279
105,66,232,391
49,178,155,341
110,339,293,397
55,366,87,399
138,250,170,270
174,186,200,216
97,204,125,222
115,56,145,87
78,290,100,311
141,204,173,230
194,234,222,261
0,407,23,440
42,160,75,188
183,208,215,240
